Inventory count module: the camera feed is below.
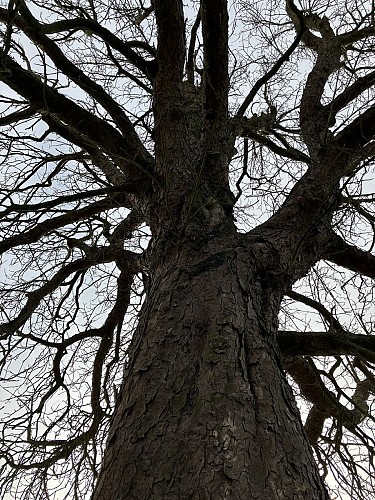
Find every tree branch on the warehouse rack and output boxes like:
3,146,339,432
324,232,375,279
186,7,201,84
335,104,375,155
283,356,371,442
1,268,134,470
286,290,344,331
326,69,375,119
201,0,229,126
0,104,37,125
200,0,233,193
0,248,134,338
278,330,375,363
152,0,186,159
236,21,305,119
154,0,185,84
0,6,156,80
0,184,137,218
238,126,310,164
5,1,153,168
285,0,321,50
0,192,131,254
0,55,154,186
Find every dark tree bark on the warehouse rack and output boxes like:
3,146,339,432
93,228,329,499
1,0,375,499
92,3,330,496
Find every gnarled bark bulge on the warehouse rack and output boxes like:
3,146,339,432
93,228,329,499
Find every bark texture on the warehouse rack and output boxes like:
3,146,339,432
2,1,375,498
92,1,330,497
93,228,329,499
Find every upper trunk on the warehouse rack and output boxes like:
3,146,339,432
93,228,329,499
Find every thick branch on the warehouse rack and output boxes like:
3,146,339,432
0,6,156,80
46,23,155,77
300,49,342,140
39,115,127,186
0,184,137,218
335,104,375,155
286,0,321,50
304,406,329,443
200,0,232,192
238,126,310,164
324,232,375,279
154,0,185,84
0,55,154,186
201,0,229,127
326,69,375,119
283,357,364,439
236,27,305,119
186,7,201,84
6,1,153,170
0,104,37,125
152,0,186,151
278,331,375,363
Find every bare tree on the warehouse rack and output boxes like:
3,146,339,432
0,0,375,498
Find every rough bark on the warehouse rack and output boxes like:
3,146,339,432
91,2,330,496
93,228,329,499
1,1,375,498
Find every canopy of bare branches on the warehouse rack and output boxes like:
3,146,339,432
0,1,375,498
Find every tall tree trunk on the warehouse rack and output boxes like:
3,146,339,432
93,229,329,499
92,6,330,494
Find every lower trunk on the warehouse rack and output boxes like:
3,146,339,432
93,235,329,499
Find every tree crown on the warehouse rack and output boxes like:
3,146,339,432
0,0,375,498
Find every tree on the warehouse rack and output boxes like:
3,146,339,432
0,0,375,498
